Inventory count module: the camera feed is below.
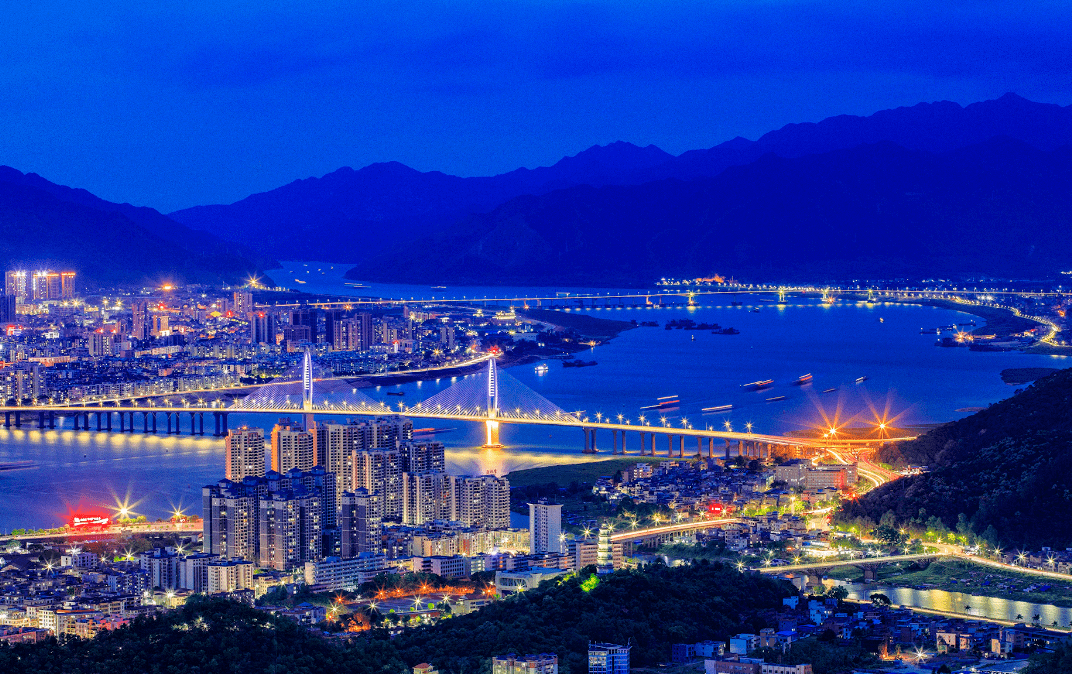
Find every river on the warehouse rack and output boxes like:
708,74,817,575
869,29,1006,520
0,265,1065,532
839,582,1072,628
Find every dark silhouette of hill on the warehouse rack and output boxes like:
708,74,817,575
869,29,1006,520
837,368,1072,548
168,142,673,262
649,93,1072,182
349,137,1072,285
168,93,1072,275
0,168,272,288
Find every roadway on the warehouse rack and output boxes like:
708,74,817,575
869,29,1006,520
755,552,942,573
609,518,741,542
0,521,204,544
254,286,1072,310
0,402,915,450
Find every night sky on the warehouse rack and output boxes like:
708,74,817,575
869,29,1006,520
1,1,1068,212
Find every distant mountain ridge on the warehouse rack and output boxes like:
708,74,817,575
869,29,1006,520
166,93,1072,284
0,167,272,288
349,137,1072,284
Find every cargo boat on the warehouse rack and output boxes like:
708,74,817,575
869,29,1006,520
702,404,733,413
791,373,813,385
641,395,680,410
741,379,774,390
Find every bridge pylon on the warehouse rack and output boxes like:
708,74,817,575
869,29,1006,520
301,348,315,431
483,357,503,448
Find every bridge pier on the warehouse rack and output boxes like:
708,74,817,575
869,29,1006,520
620,430,626,454
37,411,45,429
707,437,714,458
49,411,55,429
3,411,8,428
581,427,596,454
119,412,126,433
166,413,174,435
106,412,112,432
678,435,684,458
151,412,157,433
862,565,878,582
696,436,702,458
142,412,150,434
612,429,619,455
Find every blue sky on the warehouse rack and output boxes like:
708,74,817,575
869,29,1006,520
0,0,1068,211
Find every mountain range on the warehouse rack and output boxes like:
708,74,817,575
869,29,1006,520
0,167,273,288
1,93,1070,287
168,93,1072,285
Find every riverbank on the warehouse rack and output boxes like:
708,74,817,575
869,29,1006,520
868,296,1038,340
827,558,1072,608
518,309,636,340
505,457,658,488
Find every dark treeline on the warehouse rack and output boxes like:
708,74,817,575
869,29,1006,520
837,369,1072,548
0,562,794,674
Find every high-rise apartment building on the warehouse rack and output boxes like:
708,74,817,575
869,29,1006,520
203,484,258,561
1,362,41,402
271,418,315,473
251,311,277,345
353,447,402,520
233,290,253,316
131,300,151,340
340,488,382,557
152,314,170,337
290,308,318,344
400,442,445,473
0,293,16,322
373,415,413,449
140,548,181,590
350,312,373,351
225,426,266,481
315,421,361,500
203,468,333,571
60,272,76,299
179,552,220,594
206,559,255,594
5,271,28,303
402,471,453,526
258,490,322,571
440,326,456,351
87,330,114,357
450,475,511,529
529,502,563,554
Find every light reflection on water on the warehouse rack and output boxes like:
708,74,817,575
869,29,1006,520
840,583,1072,628
0,299,1063,531
0,424,603,532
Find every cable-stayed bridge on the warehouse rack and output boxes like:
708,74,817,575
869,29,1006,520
0,354,915,457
